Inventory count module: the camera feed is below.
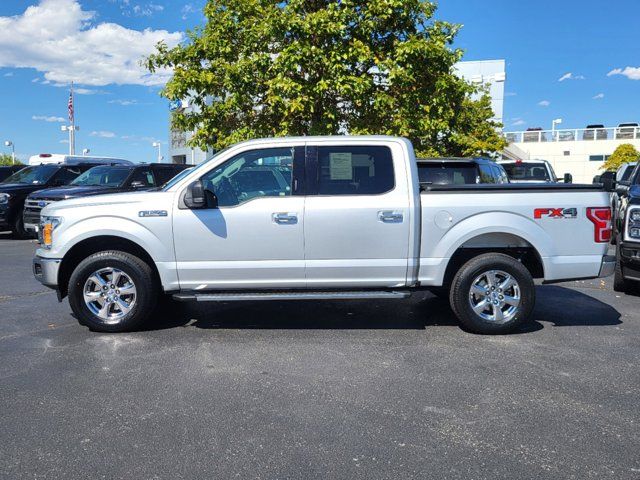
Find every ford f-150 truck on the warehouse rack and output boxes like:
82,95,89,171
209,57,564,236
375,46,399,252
33,136,615,334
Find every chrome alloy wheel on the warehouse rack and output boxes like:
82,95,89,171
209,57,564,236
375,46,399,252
468,269,521,324
83,267,137,324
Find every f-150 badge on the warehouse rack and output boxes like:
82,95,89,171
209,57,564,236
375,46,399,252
139,210,168,217
534,208,578,219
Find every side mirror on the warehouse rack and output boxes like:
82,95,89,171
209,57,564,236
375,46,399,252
616,181,630,195
184,180,207,209
602,177,616,192
563,173,573,184
130,180,146,189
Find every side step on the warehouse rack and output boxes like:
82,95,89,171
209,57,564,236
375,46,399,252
172,290,412,302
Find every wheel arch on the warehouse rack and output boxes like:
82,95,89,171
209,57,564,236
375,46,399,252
58,235,160,299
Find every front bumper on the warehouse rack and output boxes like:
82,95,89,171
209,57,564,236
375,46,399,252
599,255,616,278
32,256,61,289
619,241,640,281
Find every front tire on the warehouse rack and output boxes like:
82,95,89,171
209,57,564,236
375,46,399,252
449,253,535,334
12,215,30,239
68,250,158,332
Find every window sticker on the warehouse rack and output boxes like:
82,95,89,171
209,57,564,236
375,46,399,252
329,152,353,180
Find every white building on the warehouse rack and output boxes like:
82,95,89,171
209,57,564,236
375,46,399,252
503,126,640,183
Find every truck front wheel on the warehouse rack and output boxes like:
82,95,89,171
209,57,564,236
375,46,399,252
68,250,159,332
449,253,535,334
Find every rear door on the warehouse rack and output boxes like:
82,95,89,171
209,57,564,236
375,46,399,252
303,142,411,288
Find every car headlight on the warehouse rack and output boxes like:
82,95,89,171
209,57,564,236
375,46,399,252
631,210,640,223
39,216,63,248
0,193,10,205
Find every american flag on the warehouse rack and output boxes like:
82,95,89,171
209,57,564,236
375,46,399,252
68,84,74,123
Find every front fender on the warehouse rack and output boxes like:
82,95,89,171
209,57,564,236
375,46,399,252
45,215,172,263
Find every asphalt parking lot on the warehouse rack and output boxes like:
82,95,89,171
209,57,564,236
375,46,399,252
1,234,639,479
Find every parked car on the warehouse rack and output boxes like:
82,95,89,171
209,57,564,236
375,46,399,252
616,123,638,140
523,127,546,143
23,163,190,233
498,159,572,184
417,158,509,185
0,164,25,182
0,160,131,238
33,136,614,335
583,124,608,140
609,161,640,292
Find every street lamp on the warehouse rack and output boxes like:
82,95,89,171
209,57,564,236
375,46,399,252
82,148,90,156
3,140,15,164
152,142,163,162
551,118,562,140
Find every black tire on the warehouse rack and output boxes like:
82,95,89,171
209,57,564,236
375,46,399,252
12,215,29,239
68,250,158,332
613,247,628,293
449,253,535,334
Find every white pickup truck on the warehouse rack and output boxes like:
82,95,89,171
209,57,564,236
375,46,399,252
33,136,615,334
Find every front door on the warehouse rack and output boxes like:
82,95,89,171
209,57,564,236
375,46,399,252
303,143,411,288
173,146,306,290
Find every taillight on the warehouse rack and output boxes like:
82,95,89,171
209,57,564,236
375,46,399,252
586,207,612,243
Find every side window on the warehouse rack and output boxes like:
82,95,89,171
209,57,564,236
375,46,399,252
201,147,293,207
479,164,497,184
129,168,155,187
153,167,182,186
52,167,82,185
490,165,507,184
316,146,394,195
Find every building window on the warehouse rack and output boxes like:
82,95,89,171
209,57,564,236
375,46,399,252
589,155,605,162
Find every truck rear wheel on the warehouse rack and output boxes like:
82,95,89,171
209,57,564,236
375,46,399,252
449,253,535,334
68,250,158,332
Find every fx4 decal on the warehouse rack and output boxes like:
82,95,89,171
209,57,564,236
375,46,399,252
534,208,578,219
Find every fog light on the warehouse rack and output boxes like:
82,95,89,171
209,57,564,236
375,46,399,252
630,227,640,239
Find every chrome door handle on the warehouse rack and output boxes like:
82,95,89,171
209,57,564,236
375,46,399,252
378,211,403,223
272,212,298,225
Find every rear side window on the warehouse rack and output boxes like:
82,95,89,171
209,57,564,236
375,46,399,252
153,166,184,186
316,146,394,195
479,164,497,184
418,163,478,185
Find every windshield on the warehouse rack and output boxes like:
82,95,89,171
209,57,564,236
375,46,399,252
2,165,58,185
161,146,233,191
71,166,131,187
502,163,551,181
418,163,478,184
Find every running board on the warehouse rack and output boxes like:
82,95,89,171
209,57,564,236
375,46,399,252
172,290,412,302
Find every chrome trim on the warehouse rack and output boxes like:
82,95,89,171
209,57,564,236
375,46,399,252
173,290,411,302
599,255,616,278
468,269,521,324
32,256,61,288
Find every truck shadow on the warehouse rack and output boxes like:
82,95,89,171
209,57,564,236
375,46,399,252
144,286,621,333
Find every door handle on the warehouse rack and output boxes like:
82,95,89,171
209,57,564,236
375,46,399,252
272,212,298,225
378,211,403,223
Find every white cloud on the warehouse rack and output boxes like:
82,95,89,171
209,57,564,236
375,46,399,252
32,115,66,122
181,3,196,20
558,72,585,82
504,91,517,97
538,100,550,107
109,99,138,106
3,71,13,77
90,130,116,138
592,93,604,100
59,139,69,144
511,118,526,126
132,3,164,17
607,66,640,80
0,0,183,87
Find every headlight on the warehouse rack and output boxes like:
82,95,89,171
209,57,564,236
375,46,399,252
39,216,63,248
631,210,640,223
0,193,10,204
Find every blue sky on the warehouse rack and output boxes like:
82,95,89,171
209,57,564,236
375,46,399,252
0,0,639,163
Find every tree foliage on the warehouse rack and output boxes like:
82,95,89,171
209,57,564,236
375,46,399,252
0,154,21,166
601,144,640,172
146,0,506,157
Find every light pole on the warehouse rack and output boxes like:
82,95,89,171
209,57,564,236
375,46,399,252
551,118,562,141
152,142,163,162
61,125,80,155
82,148,90,156
3,140,15,164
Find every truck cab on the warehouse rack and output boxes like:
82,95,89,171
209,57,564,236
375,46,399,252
32,136,613,335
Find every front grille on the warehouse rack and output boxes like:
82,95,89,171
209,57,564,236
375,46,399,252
24,198,60,227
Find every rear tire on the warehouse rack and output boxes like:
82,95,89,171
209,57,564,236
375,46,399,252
68,250,158,332
449,253,535,334
12,215,30,239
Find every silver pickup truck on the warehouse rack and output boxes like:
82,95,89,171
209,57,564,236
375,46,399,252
33,136,615,334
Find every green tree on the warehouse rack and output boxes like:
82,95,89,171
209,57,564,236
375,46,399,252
0,154,21,166
146,0,506,157
601,144,640,172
